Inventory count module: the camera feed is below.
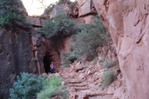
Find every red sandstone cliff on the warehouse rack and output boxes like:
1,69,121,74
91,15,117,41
91,0,149,99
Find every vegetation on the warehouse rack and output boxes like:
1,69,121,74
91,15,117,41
59,16,108,65
37,75,63,99
40,5,108,65
9,73,67,99
0,0,26,29
9,73,43,99
61,51,77,67
39,14,76,38
102,69,116,89
42,4,55,17
73,17,108,60
103,58,115,68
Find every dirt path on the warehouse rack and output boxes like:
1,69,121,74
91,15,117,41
58,62,115,99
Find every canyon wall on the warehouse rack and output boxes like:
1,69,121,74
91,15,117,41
92,0,149,99
0,1,36,98
0,29,36,99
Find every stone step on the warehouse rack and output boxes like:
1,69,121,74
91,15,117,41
67,83,87,87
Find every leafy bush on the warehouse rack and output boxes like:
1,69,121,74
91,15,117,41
103,58,115,68
102,69,115,89
39,19,57,38
74,18,108,60
0,0,25,29
68,53,77,63
61,51,77,67
61,51,71,67
9,73,44,99
39,14,76,38
37,76,62,99
50,88,68,99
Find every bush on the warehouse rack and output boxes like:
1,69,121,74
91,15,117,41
61,51,71,67
103,58,115,68
74,18,108,60
39,19,57,38
102,69,115,89
9,73,44,99
39,14,76,38
61,51,77,67
68,53,77,63
50,88,68,99
37,76,62,99
0,0,25,29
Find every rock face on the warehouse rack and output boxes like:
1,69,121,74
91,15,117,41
91,0,149,99
27,16,46,29
77,0,97,23
0,1,37,98
50,4,72,19
0,29,36,99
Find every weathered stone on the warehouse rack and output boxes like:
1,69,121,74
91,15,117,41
83,15,96,24
77,0,92,16
50,4,72,19
93,0,149,99
0,29,36,99
27,16,41,26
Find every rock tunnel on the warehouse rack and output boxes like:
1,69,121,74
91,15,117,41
43,52,53,74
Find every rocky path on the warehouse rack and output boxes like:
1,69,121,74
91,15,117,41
58,62,115,99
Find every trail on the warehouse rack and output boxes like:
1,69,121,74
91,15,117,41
58,62,117,99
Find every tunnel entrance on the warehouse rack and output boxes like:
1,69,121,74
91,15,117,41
43,53,53,74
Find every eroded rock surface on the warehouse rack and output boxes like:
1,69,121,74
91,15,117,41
91,0,149,99
0,29,36,99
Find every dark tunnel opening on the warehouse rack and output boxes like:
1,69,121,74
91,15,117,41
43,53,52,74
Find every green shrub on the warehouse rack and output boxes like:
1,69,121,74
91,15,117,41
69,44,74,51
9,73,44,99
44,75,61,88
50,88,68,99
74,19,108,60
0,0,25,29
39,19,56,38
68,53,77,63
37,76,62,99
39,14,76,38
102,70,115,89
61,51,77,67
103,58,115,68
61,51,71,67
